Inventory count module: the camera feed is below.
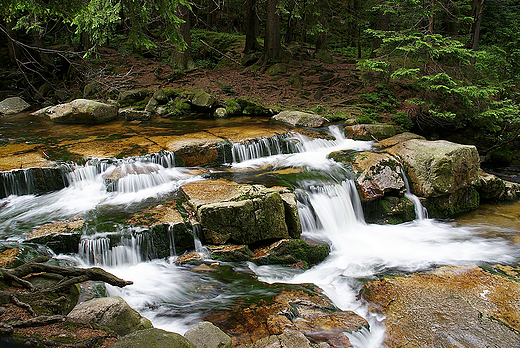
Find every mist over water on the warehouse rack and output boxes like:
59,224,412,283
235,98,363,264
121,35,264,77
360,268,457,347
2,126,519,347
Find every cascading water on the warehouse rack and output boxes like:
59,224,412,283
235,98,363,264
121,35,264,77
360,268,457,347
2,125,519,348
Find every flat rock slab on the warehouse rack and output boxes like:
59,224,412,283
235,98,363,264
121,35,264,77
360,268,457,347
362,265,520,348
46,99,118,124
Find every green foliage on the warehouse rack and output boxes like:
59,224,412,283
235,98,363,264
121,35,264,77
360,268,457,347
392,111,413,131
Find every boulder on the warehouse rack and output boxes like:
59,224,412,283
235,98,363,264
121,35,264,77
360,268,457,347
184,321,234,348
252,239,329,267
67,296,153,336
25,219,84,254
0,97,31,116
225,97,271,116
118,88,149,107
478,170,520,201
252,331,312,348
346,124,397,141
272,111,327,128
181,180,300,245
46,99,118,124
110,328,195,348
351,152,405,201
119,107,151,121
145,97,159,113
362,265,520,348
384,135,480,217
152,88,168,103
289,74,304,90
191,89,215,110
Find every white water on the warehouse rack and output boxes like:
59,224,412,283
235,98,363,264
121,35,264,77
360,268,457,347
2,126,519,347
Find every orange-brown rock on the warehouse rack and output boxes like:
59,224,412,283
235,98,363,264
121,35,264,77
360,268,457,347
362,265,520,348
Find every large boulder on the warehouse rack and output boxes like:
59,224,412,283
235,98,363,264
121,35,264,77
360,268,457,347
362,265,520,348
190,88,216,110
0,97,31,116
184,321,234,348
46,99,118,124
272,111,327,128
384,134,480,217
67,296,153,336
181,180,300,245
110,328,195,348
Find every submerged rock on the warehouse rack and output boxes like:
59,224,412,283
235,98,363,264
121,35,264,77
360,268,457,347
362,265,520,348
272,110,327,128
0,97,31,116
67,296,153,336
46,99,118,124
181,180,300,245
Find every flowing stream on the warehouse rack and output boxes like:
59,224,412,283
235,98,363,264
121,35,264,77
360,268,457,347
1,125,519,347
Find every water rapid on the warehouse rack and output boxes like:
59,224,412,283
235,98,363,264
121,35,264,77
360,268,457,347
2,125,519,347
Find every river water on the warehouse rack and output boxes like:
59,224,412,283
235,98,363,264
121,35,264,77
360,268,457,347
1,120,519,347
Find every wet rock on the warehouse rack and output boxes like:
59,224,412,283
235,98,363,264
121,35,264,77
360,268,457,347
0,248,20,268
181,180,299,245
46,99,118,124
385,134,480,217
191,88,216,110
362,196,415,224
266,63,287,76
207,288,367,347
0,166,69,198
362,265,520,348
252,239,329,268
0,97,31,116
351,152,404,201
184,321,234,348
110,328,195,348
478,170,520,201
280,193,302,238
119,107,151,121
102,162,161,191
67,296,153,336
272,111,327,128
345,124,397,141
214,107,228,118
207,244,255,262
25,219,84,254
118,88,149,107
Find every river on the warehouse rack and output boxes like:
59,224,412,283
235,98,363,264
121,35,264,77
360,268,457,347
0,117,518,347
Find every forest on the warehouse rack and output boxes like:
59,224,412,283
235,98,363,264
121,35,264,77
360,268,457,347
0,0,519,168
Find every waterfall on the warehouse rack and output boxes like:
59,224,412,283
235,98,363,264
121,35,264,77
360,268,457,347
399,167,428,220
79,234,145,267
231,134,299,163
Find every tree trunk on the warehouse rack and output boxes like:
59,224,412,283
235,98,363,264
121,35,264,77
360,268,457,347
370,11,391,58
263,0,282,62
469,0,485,66
315,0,329,51
172,4,194,70
244,0,260,53
428,0,435,35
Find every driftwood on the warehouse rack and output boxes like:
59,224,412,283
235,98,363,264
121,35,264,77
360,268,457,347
0,256,132,346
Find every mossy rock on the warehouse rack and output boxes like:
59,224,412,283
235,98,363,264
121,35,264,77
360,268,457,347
252,239,329,268
110,328,195,348
266,63,287,76
362,196,416,224
117,88,149,108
